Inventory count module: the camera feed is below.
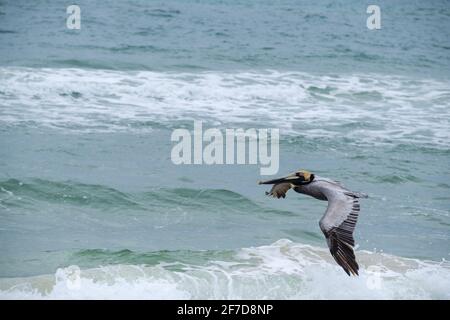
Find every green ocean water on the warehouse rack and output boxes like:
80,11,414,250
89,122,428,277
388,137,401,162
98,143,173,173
0,0,449,299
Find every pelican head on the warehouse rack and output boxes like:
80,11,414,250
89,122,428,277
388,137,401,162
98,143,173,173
258,170,315,186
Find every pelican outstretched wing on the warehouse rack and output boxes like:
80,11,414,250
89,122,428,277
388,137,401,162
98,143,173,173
319,190,361,276
265,183,292,199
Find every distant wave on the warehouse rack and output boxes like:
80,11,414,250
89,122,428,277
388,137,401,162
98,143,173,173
1,67,449,149
0,178,295,217
0,239,449,299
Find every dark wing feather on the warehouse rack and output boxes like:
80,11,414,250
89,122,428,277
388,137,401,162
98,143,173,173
265,183,292,199
319,192,361,276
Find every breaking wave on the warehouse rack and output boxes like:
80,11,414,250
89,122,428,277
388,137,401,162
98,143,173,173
0,240,449,299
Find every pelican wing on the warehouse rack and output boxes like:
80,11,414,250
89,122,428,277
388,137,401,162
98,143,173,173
265,183,292,199
319,190,361,276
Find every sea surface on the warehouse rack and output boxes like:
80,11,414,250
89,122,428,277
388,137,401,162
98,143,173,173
0,0,449,299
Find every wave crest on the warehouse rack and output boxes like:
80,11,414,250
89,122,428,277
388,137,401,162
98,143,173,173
0,240,449,299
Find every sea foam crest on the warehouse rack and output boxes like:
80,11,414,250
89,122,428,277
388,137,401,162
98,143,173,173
0,239,449,299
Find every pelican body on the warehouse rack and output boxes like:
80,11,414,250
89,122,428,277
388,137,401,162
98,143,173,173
259,170,368,276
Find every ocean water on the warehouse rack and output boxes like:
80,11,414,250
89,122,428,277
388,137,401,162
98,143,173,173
0,0,449,299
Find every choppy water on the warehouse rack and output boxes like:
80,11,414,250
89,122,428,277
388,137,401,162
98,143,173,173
0,0,449,299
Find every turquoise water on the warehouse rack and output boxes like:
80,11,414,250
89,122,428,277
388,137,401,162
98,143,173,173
0,1,449,299
1,0,450,76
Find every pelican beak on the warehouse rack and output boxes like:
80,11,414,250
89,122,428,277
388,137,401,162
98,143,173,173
258,173,298,185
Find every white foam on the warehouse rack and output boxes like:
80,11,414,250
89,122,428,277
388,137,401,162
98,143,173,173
1,67,449,147
1,240,449,299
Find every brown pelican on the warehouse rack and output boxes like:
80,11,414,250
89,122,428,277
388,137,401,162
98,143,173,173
258,170,368,276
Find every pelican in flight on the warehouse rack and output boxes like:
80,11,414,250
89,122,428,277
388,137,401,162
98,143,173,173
258,170,368,276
